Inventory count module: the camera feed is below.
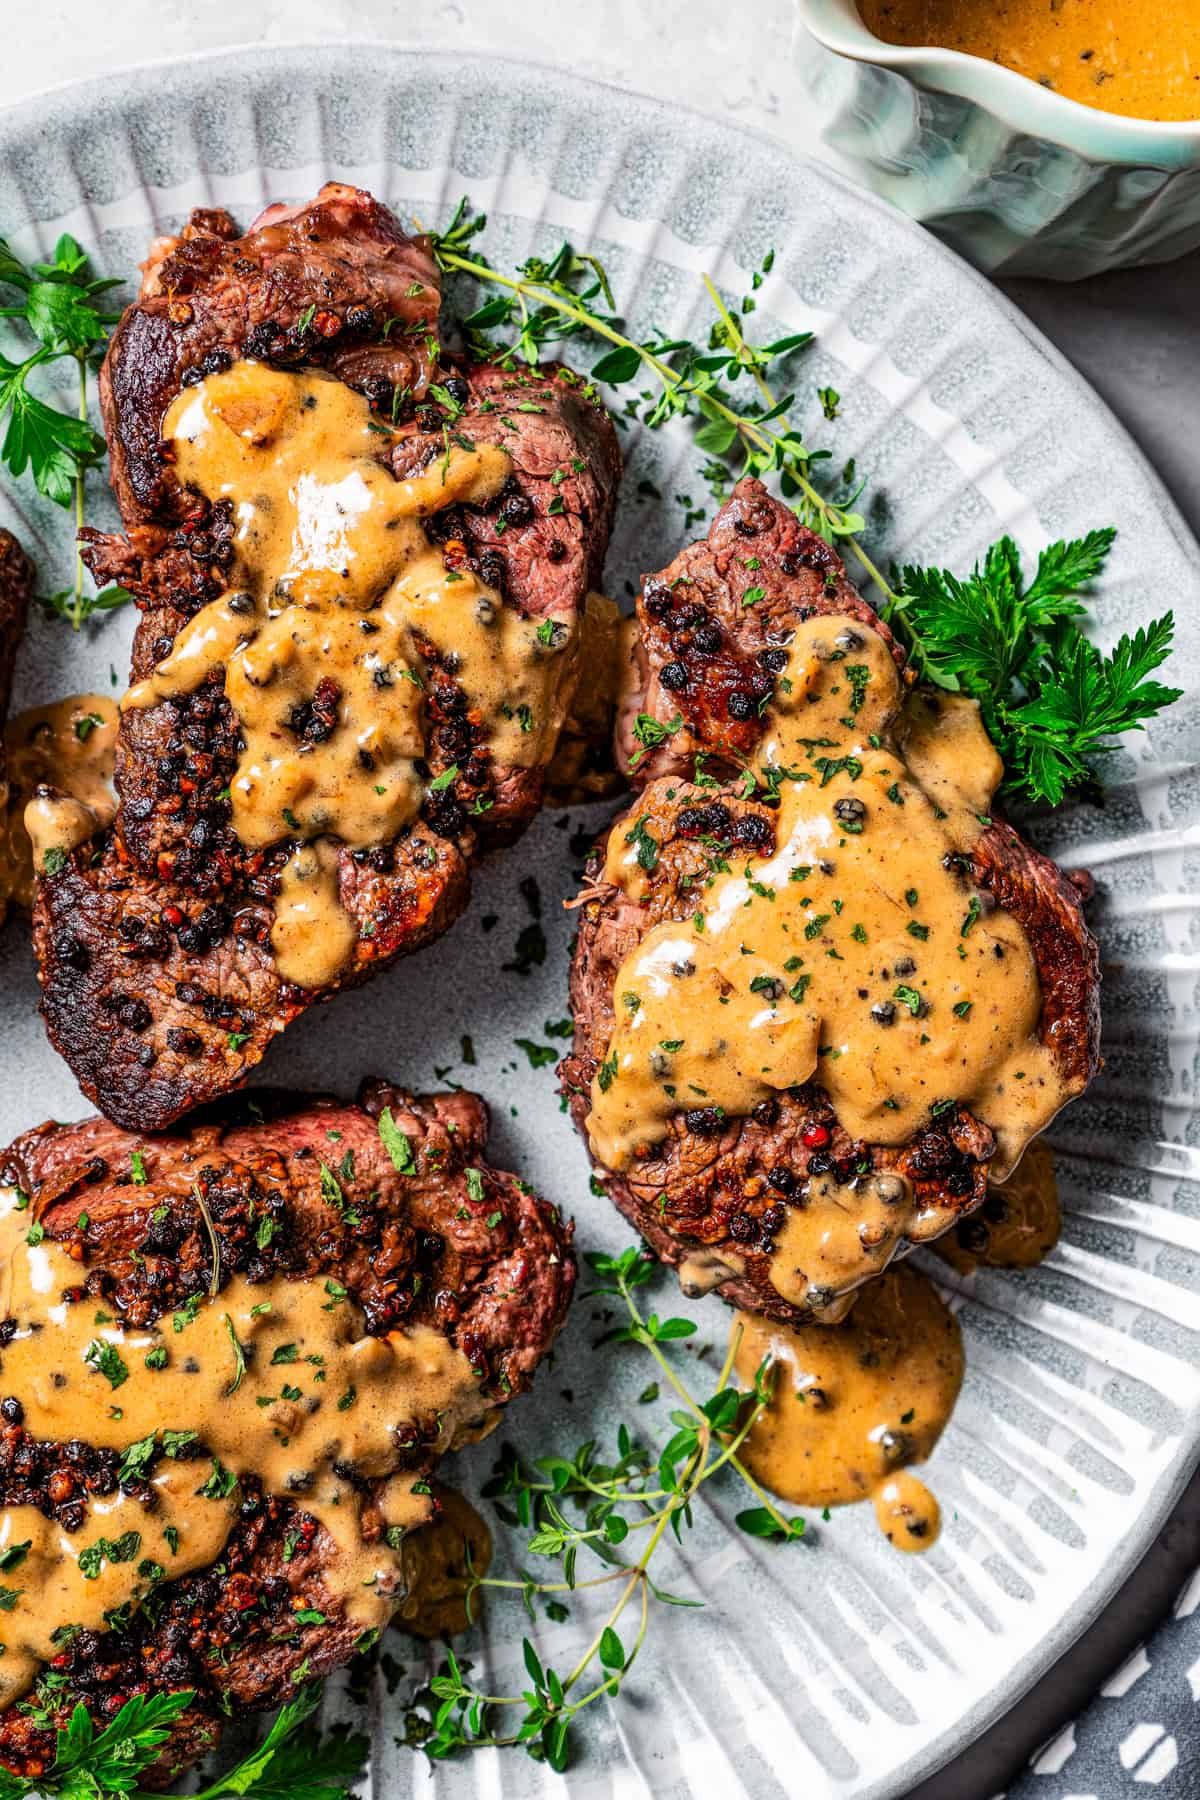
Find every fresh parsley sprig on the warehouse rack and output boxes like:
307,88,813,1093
0,1681,365,1800
0,232,131,629
891,533,1182,805
401,1245,801,1773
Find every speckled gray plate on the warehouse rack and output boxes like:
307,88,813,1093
0,45,1198,1800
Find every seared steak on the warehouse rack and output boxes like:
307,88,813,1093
31,185,620,1132
102,185,444,524
0,1081,574,1786
0,530,33,928
562,479,1101,1324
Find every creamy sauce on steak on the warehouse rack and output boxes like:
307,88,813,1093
589,615,1071,1309
0,696,117,908
935,1137,1061,1275
732,1264,962,1553
395,1482,493,1639
122,362,580,988
0,1183,493,1705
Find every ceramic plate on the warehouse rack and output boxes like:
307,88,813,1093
0,46,1198,1800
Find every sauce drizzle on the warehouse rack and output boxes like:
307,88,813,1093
590,616,1071,1310
122,362,581,987
935,1137,1061,1274
0,696,117,912
0,1186,493,1704
732,1263,963,1553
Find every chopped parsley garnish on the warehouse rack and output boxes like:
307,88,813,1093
172,1295,202,1334
84,1340,129,1389
199,1459,238,1500
379,1107,416,1174
630,712,684,766
117,1434,158,1485
624,816,660,874
78,1531,141,1581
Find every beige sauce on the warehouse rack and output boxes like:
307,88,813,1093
272,839,360,986
395,1483,493,1640
590,618,1071,1309
0,697,117,909
22,796,101,874
935,1137,1061,1275
733,1263,962,1552
767,1168,952,1313
544,593,632,804
122,362,579,987
677,1247,746,1297
0,1184,493,1704
859,0,1200,122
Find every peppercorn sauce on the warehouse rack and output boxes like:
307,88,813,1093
394,1482,493,1639
732,1264,962,1553
859,0,1200,122
0,1184,495,1706
934,1136,1061,1275
120,362,584,989
587,615,1075,1312
0,696,117,914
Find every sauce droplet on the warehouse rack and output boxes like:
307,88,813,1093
0,695,117,911
730,1263,962,1554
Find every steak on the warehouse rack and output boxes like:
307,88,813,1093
0,531,33,930
0,1080,575,1786
562,478,1101,1324
31,185,620,1132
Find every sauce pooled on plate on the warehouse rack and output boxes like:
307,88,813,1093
732,1263,963,1552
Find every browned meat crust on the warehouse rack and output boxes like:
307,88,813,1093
0,531,33,931
0,1081,575,1786
33,186,621,1132
0,530,31,726
562,479,1102,1324
102,184,442,526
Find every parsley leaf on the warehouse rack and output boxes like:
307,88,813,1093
892,532,1180,805
84,1340,129,1390
191,1682,368,1800
378,1107,416,1174
0,233,129,631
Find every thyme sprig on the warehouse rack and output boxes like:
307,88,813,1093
431,201,881,572
0,232,131,629
402,1245,802,1773
429,199,1180,805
